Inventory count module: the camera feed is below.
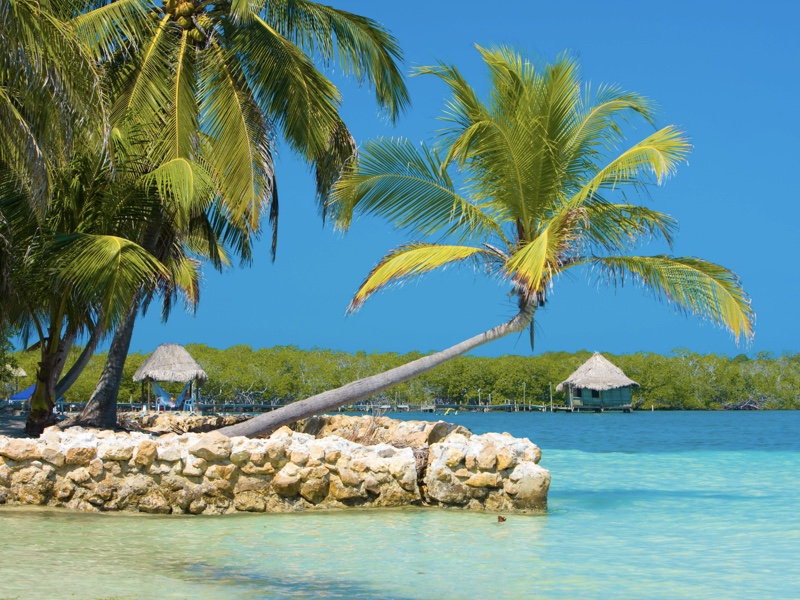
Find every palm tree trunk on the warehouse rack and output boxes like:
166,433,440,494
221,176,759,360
55,317,104,397
68,297,139,429
24,322,73,437
24,349,59,437
217,304,535,438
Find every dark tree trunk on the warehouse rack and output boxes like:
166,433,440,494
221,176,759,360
55,317,104,397
68,299,139,429
24,324,68,437
217,304,535,438
52,325,77,385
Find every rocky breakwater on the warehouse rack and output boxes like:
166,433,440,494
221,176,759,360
0,417,549,514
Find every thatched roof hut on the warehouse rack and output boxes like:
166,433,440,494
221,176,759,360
133,344,207,383
556,352,638,392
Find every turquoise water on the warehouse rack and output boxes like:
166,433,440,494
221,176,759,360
1,411,798,599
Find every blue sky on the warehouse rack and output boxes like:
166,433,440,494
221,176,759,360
130,0,799,358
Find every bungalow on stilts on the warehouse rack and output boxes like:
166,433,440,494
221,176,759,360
556,352,638,412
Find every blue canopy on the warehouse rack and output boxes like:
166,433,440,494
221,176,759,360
10,384,35,402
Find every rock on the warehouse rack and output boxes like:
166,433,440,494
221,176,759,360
54,481,75,501
229,448,251,465
329,477,366,501
98,441,135,462
67,468,91,484
338,467,362,487
189,431,232,461
300,476,330,504
205,464,237,481
508,462,550,511
0,464,10,487
476,445,497,471
41,445,65,468
234,476,270,494
271,470,301,497
182,455,207,477
234,490,266,512
443,446,465,469
241,461,274,475
425,477,470,505
134,441,158,468
139,491,171,514
465,472,502,488
65,446,97,465
0,439,42,462
0,415,549,515
156,443,183,462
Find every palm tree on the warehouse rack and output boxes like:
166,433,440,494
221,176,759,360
0,147,185,435
66,0,410,426
218,47,754,438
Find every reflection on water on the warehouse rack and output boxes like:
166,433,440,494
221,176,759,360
1,412,799,599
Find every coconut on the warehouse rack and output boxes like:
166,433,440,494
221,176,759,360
176,2,195,17
189,28,205,43
176,16,194,29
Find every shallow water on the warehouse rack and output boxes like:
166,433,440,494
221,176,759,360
1,411,798,599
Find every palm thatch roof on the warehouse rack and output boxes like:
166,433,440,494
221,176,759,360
556,352,638,391
5,364,26,378
133,344,207,383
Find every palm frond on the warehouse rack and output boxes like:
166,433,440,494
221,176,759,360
350,243,488,311
108,17,176,134
71,0,154,60
566,126,691,209
583,255,755,343
141,158,213,230
331,137,508,246
230,14,341,159
262,0,409,121
504,223,567,297
581,200,677,252
49,234,167,328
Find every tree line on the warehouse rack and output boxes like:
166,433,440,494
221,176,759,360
8,345,798,411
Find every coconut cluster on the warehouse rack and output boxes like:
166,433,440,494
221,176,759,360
160,0,211,44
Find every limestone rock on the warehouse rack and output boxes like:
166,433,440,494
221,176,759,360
0,439,42,462
98,440,135,462
189,431,232,461
139,491,171,514
0,414,549,515
271,469,301,497
300,475,330,504
234,490,266,512
134,440,158,468
41,445,65,467
182,455,208,477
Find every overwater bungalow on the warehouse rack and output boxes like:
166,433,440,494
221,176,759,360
556,352,637,412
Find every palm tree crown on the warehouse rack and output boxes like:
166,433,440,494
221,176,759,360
72,0,410,251
332,47,754,345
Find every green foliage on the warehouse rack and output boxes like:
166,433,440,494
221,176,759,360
11,345,798,410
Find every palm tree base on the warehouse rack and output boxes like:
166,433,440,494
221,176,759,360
24,409,58,438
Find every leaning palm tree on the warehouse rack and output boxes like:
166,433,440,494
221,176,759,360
219,47,754,438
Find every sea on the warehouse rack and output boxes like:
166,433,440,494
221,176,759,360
0,410,798,599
